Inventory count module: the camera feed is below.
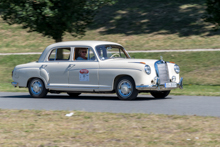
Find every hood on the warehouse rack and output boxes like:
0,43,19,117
103,58,159,65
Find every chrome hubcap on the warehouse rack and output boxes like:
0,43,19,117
31,80,42,95
118,80,133,98
121,84,129,94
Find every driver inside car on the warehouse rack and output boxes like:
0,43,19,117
77,49,87,60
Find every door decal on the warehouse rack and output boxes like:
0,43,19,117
79,69,89,81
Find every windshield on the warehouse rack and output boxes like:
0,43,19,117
95,45,130,60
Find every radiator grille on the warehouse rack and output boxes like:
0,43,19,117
157,63,170,84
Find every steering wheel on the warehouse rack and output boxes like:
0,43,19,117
110,53,120,58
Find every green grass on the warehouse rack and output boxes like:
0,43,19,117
1,109,220,146
0,83,28,92
1,52,220,96
0,55,40,83
1,0,220,53
170,85,220,96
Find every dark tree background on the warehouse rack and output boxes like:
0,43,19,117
0,0,115,42
204,0,220,29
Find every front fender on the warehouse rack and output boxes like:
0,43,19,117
40,68,49,84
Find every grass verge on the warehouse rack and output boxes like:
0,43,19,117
170,85,220,96
0,109,220,146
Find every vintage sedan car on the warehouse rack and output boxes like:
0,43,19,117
11,41,183,100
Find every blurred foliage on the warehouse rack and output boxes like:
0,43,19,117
0,0,116,42
90,0,219,37
204,0,220,29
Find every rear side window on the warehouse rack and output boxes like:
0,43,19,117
48,48,71,61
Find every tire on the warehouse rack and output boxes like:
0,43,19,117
28,78,48,98
115,76,138,100
67,93,81,97
150,91,170,98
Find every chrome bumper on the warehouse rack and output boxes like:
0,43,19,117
11,82,18,87
136,77,183,90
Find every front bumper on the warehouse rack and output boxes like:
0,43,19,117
136,77,183,91
11,82,18,87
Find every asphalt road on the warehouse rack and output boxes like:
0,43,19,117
0,92,219,117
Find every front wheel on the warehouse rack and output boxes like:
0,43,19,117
116,76,138,100
150,91,170,98
28,78,48,98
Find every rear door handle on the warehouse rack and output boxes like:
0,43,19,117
40,65,47,69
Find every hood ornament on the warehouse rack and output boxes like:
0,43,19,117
160,56,163,61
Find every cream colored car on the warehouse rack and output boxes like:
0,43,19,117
11,41,183,100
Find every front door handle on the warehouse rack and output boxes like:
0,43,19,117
68,64,75,69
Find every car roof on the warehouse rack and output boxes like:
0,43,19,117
46,40,121,49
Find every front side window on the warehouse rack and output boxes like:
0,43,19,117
95,45,129,60
74,48,96,61
48,48,71,61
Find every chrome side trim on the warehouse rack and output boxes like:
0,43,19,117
11,82,18,87
47,83,99,88
99,68,142,71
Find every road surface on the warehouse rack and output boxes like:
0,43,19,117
0,92,219,117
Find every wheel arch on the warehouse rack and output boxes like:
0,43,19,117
113,74,136,91
27,77,47,88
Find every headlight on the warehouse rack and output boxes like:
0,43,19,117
174,64,180,74
144,65,151,75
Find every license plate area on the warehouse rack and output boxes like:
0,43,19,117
165,83,177,88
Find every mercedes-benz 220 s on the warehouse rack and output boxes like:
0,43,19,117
12,41,183,100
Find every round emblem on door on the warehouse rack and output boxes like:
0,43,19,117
80,69,89,74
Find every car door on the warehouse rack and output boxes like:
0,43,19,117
40,48,72,89
68,47,99,91
44,62,70,87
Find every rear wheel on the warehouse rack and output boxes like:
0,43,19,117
28,78,48,98
150,91,170,98
67,93,81,97
116,76,138,100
